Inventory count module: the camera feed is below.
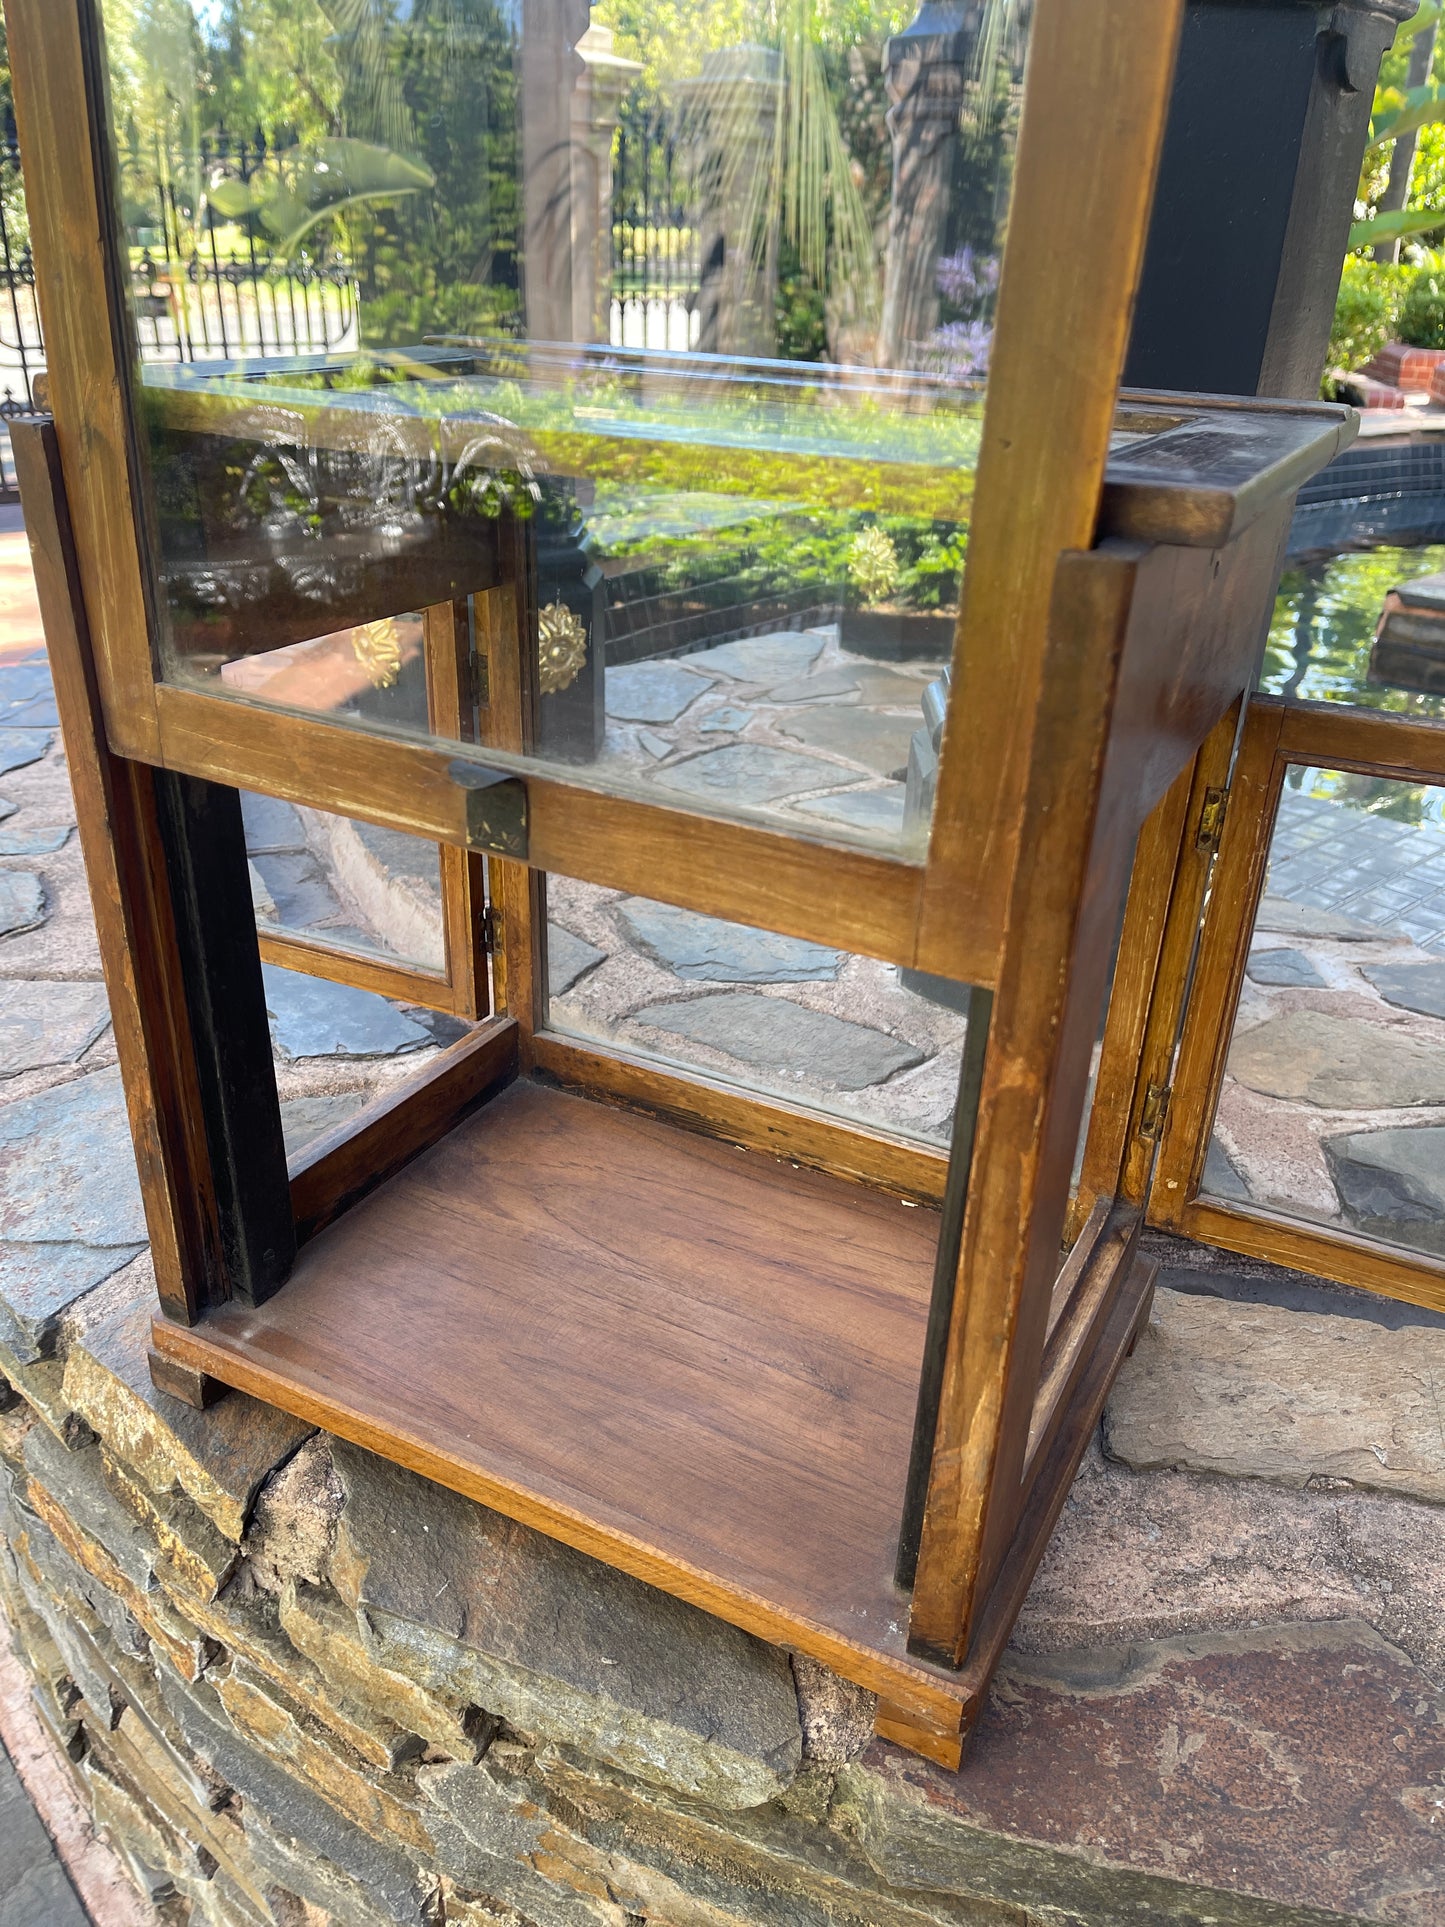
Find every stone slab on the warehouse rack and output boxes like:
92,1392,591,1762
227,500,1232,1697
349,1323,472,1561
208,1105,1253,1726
1365,958,1445,1020
651,743,839,805
636,728,672,758
262,964,430,1060
546,924,606,1000
1106,1286,1445,1502
0,981,111,1076
698,704,754,732
1244,946,1326,989
279,1092,372,1158
794,787,907,838
1200,1137,1252,1203
1227,1006,1445,1107
62,1298,313,1541
0,872,45,939
632,992,924,1090
842,1620,1445,1926
688,633,824,681
240,790,307,855
765,667,860,702
1254,896,1381,941
0,799,14,824
616,898,843,983
1324,1125,1445,1254
0,664,53,706
0,1068,145,1249
607,661,715,724
0,827,69,856
249,852,342,929
328,1439,802,1809
776,706,916,777
0,1244,146,1366
0,1729,89,1926
0,730,52,777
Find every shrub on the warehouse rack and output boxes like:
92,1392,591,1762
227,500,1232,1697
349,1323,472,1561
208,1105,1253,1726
847,525,901,604
1327,258,1404,374
1397,267,1445,347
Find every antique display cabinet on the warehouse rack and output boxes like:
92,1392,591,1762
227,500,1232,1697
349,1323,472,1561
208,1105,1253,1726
7,0,1355,1764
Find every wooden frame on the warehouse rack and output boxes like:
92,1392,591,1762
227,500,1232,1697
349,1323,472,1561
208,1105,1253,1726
1149,696,1445,1314
8,0,1357,1770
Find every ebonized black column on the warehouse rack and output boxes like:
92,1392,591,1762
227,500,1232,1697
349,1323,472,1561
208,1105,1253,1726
1126,0,1414,399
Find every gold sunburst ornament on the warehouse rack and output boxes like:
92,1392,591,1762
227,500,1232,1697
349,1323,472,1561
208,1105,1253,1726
537,600,588,696
350,616,404,690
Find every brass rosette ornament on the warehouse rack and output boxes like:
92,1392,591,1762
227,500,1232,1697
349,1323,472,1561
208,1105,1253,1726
537,600,588,696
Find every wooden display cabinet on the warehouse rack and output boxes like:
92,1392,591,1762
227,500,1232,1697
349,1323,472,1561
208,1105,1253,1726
7,0,1354,1764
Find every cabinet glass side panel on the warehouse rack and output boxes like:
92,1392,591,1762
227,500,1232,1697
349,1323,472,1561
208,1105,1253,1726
97,0,1036,859
544,878,972,1146
243,791,446,974
1203,768,1445,1264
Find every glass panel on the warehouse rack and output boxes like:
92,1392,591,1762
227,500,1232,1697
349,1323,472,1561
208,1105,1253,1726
1203,768,1445,1262
97,0,1045,858
243,790,445,972
1262,546,1445,721
543,877,972,1145
265,960,470,1151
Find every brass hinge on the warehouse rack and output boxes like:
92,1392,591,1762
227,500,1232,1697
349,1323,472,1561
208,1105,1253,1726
1138,1079,1172,1141
1195,785,1229,855
479,904,500,953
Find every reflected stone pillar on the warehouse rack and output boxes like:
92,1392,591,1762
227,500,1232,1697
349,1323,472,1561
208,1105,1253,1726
571,24,641,348
522,0,591,343
876,4,967,372
678,45,782,359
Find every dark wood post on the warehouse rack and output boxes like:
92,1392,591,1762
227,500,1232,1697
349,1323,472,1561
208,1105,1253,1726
1125,0,1415,399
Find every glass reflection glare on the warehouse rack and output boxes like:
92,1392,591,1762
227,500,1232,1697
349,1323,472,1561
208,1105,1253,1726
102,0,1036,855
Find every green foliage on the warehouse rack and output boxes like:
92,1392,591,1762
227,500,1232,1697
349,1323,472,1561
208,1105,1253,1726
1398,266,1445,343
1327,258,1412,371
847,525,899,603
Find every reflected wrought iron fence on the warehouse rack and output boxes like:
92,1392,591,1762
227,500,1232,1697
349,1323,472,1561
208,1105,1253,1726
0,122,361,494
611,94,700,350
0,101,700,496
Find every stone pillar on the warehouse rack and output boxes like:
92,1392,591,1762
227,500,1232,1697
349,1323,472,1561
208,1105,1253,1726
521,0,591,344
876,4,968,373
570,23,641,348
677,45,783,359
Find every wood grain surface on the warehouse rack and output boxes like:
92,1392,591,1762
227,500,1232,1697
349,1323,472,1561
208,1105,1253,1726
153,1079,972,1715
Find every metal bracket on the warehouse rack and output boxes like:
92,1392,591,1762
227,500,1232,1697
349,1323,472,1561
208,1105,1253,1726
1195,785,1228,856
449,759,528,860
1138,1080,1172,1142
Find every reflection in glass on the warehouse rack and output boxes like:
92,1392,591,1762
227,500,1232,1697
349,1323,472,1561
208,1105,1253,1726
99,0,1039,856
1262,545,1445,731
1204,769,1445,1261
243,790,445,972
543,877,972,1146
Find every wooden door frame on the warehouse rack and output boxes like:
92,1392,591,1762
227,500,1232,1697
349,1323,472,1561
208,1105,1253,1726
1149,696,1445,1315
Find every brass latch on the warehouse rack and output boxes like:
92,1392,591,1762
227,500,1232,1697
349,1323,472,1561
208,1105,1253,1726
449,758,527,859
1138,1080,1172,1141
1195,786,1228,855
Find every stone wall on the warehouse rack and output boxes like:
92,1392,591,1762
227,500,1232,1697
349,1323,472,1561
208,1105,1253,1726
5,1245,1445,1927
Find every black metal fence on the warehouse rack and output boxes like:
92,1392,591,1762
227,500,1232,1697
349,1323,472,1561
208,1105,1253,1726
0,95,701,491
611,94,700,347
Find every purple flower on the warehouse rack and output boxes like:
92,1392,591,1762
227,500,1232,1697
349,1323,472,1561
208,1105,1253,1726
935,246,999,312
928,319,993,379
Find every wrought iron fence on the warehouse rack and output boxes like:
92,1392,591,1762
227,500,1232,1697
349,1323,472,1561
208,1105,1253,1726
0,123,361,493
611,94,700,350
